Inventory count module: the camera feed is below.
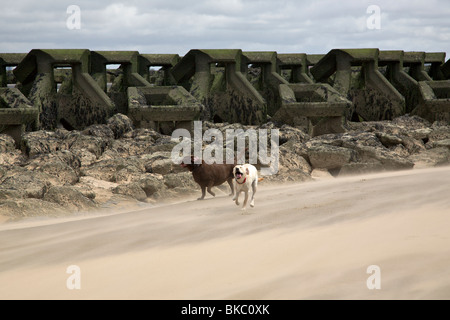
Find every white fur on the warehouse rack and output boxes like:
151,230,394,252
232,164,258,210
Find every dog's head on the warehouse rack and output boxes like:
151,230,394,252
180,156,202,171
233,165,249,181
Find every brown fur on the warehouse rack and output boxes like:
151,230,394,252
180,156,235,200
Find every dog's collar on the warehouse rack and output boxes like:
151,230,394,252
236,177,246,184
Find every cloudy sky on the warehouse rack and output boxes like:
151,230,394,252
1,0,450,58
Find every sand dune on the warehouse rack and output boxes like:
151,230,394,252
0,166,449,300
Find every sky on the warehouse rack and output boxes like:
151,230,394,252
1,0,449,58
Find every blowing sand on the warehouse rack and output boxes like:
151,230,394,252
0,166,449,300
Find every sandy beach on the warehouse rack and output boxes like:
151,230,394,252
0,166,449,300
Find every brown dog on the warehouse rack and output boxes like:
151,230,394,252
180,156,235,200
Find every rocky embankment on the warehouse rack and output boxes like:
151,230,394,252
1,114,450,220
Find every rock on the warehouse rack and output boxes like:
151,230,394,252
279,143,311,174
408,147,450,168
107,113,134,139
400,136,426,154
307,131,414,173
389,144,410,158
392,115,431,129
2,112,450,221
73,149,97,167
68,132,108,158
43,186,97,211
24,151,81,185
25,150,81,170
113,163,145,183
427,127,450,144
37,161,79,185
0,134,16,152
355,145,414,171
138,174,166,197
82,124,115,139
21,130,64,156
409,128,433,141
0,169,52,199
279,124,310,144
0,149,25,167
308,144,357,170
432,139,450,149
0,198,66,219
163,172,198,190
81,157,145,183
112,182,147,202
376,132,403,147
150,158,175,175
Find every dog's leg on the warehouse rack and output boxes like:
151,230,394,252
234,190,241,205
197,186,206,200
242,191,249,210
227,178,234,196
207,186,215,197
250,180,256,207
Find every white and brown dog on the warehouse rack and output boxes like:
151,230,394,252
232,164,259,209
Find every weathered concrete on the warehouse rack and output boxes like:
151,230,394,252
14,49,115,130
440,57,450,80
378,50,420,113
272,83,350,136
305,54,325,80
90,50,151,114
311,48,405,121
138,54,180,85
0,48,449,145
425,52,446,80
127,85,202,134
403,51,432,81
412,80,450,123
0,53,38,146
241,51,288,116
277,53,314,84
171,49,266,125
0,88,38,146
0,53,26,88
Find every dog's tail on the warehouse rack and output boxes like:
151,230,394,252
258,177,264,182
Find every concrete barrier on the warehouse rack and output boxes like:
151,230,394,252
378,50,420,113
138,54,180,85
1,53,39,146
412,80,450,123
14,49,115,130
127,85,202,134
277,53,314,84
272,83,350,136
403,51,432,81
0,48,449,144
311,48,405,121
171,49,266,125
425,52,446,80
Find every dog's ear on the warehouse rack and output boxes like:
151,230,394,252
246,168,249,175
